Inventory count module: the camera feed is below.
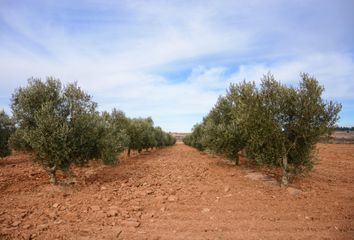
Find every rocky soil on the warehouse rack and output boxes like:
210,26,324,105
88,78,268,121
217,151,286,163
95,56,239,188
0,143,353,239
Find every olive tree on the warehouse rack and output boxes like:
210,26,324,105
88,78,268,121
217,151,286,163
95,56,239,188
183,123,205,150
11,77,100,184
0,110,14,158
141,117,157,151
242,73,341,185
184,83,250,165
154,127,165,147
126,118,146,156
97,109,129,165
201,93,247,165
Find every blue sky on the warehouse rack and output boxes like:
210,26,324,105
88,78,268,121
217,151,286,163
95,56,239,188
0,0,353,132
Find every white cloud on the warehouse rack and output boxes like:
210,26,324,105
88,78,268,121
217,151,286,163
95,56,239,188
229,52,354,100
0,0,353,131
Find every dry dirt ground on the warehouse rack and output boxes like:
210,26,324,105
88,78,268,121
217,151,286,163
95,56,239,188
0,144,353,240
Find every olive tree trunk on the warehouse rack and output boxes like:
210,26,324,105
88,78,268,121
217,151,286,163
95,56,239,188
235,153,240,166
48,165,57,185
281,154,289,187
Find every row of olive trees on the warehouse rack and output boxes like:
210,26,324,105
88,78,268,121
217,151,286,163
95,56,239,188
184,73,341,185
1,77,175,184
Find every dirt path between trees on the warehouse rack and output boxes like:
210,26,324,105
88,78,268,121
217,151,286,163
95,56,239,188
1,144,353,239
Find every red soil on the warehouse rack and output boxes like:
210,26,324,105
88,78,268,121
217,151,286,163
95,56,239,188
0,143,353,239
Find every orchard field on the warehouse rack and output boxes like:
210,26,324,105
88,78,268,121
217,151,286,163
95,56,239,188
0,76,352,240
1,0,353,239
0,143,353,239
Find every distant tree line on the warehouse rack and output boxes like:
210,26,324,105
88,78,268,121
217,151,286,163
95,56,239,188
0,77,175,184
184,73,341,186
335,126,354,132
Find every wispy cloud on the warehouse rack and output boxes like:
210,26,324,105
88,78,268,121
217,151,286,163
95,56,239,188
0,0,353,131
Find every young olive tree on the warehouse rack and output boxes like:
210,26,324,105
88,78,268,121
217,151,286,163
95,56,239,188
126,118,146,156
202,92,248,165
282,74,341,183
242,73,341,185
11,77,100,184
184,83,250,165
141,117,157,151
0,110,14,158
97,109,129,165
183,123,205,150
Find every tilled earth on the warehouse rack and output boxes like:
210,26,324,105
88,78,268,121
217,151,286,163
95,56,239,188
0,143,353,239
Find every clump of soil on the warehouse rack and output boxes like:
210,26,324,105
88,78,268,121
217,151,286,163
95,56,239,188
0,144,353,239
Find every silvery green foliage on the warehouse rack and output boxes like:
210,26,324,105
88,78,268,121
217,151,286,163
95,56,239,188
185,73,341,183
97,109,129,165
0,110,14,158
126,117,175,156
11,77,176,183
183,123,204,151
11,78,99,183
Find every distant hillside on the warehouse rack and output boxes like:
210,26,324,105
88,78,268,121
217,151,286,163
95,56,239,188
170,132,189,142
